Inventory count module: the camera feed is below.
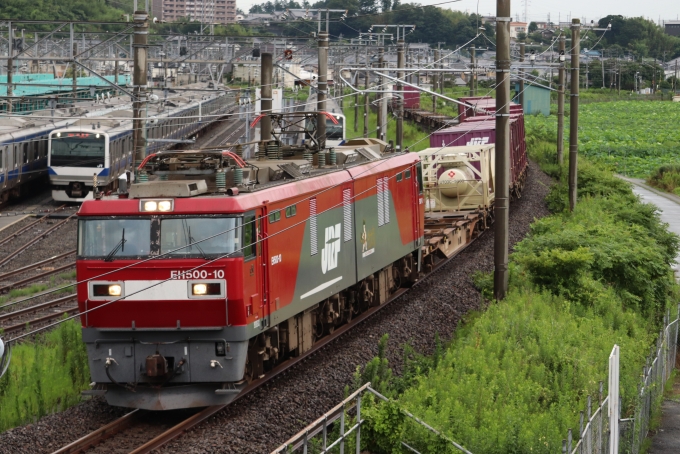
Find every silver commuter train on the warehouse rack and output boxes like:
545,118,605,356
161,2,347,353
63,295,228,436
48,84,235,202
0,101,139,204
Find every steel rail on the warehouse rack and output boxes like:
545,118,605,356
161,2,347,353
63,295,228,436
51,410,141,454
1,306,78,336
0,294,76,324
0,212,76,267
0,260,75,294
128,235,480,454
0,250,75,281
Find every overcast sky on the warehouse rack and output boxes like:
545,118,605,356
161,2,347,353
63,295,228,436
238,0,680,24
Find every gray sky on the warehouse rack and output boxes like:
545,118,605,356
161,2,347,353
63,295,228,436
237,0,680,25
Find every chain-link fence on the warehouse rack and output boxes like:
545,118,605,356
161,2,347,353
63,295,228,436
562,305,680,454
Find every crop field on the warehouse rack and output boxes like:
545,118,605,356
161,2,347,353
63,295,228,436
526,101,680,178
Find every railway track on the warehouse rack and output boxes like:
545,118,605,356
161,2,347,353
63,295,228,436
0,250,76,294
0,294,78,337
0,211,77,268
48,233,478,454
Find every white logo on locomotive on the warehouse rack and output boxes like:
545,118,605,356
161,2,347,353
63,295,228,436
321,223,341,274
466,137,490,146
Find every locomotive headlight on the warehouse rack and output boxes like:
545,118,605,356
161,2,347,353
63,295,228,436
56,132,61,137
192,283,208,295
158,200,172,212
91,283,124,298
144,201,158,211
189,282,223,297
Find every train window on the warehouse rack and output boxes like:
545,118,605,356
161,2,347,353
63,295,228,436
405,169,411,179
0,147,3,168
51,133,105,168
243,212,257,260
13,146,17,167
310,198,318,255
285,205,296,218
23,143,28,163
268,210,281,223
396,173,403,182
78,218,151,257
161,217,241,257
33,141,39,160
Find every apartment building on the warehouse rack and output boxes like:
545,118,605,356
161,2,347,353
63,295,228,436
154,0,236,25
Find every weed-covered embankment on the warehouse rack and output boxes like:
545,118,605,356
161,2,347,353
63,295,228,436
355,123,679,453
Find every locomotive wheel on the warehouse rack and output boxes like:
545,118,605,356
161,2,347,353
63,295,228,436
244,355,254,383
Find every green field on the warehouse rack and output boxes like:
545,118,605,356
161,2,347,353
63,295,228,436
526,101,680,178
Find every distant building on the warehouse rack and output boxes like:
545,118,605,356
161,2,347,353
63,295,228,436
155,0,236,25
510,22,528,39
513,82,550,116
533,22,549,30
665,21,680,37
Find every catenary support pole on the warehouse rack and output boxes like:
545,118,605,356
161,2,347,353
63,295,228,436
317,32,328,150
261,52,272,143
7,24,13,114
354,49,359,132
364,44,369,138
132,10,149,180
557,35,566,165
377,43,384,140
396,37,404,152
569,19,581,212
494,0,511,301
432,49,438,113
519,42,525,108
469,45,475,97
72,43,78,103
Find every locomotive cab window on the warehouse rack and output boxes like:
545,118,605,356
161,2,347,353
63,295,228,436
160,217,241,257
243,212,257,260
78,218,151,258
405,169,411,179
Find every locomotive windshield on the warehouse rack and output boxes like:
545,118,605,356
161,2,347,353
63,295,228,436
78,219,151,258
160,217,240,256
78,216,242,259
51,132,106,168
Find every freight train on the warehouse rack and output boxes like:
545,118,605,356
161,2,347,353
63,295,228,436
74,97,527,410
48,84,235,202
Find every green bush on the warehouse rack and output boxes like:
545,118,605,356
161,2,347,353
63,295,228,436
647,164,680,195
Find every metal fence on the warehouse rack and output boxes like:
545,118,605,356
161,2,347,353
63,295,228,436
562,305,680,454
270,383,472,454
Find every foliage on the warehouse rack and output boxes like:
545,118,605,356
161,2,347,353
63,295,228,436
596,16,680,60
525,101,680,178
647,164,680,197
0,320,90,432
350,116,679,453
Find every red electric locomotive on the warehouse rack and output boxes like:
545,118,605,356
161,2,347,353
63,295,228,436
76,142,426,410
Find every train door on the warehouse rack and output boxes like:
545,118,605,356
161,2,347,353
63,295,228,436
411,164,421,248
0,146,5,194
258,206,271,330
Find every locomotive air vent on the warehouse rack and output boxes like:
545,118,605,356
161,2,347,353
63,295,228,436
129,180,208,198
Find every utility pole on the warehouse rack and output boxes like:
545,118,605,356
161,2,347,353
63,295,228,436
132,9,149,180
396,34,405,152
569,19,581,212
557,35,566,165
261,52,272,143
114,59,119,86
519,42,525,107
317,31,329,150
438,42,444,95
494,0,511,301
601,50,605,88
469,45,476,97
72,42,78,104
354,48,359,132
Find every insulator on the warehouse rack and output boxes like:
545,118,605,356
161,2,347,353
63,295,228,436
138,172,149,183
258,143,267,160
266,141,280,160
318,152,326,168
234,144,243,158
234,167,243,185
329,148,337,166
216,170,227,191
303,151,313,163
159,174,168,181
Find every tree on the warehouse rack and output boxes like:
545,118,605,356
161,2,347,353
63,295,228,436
528,21,537,33
517,32,527,41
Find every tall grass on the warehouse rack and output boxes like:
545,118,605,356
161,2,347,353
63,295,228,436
0,320,90,431
647,165,680,197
